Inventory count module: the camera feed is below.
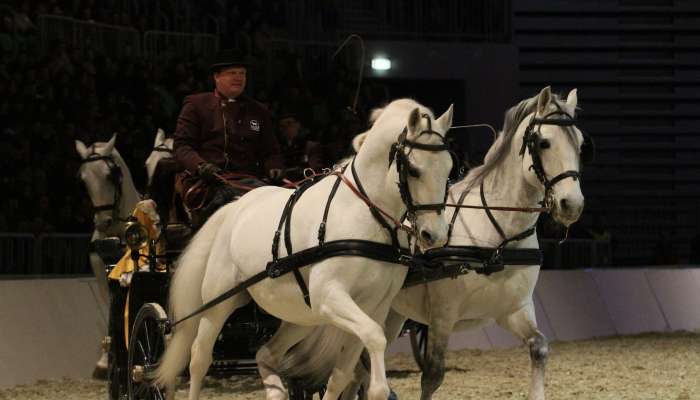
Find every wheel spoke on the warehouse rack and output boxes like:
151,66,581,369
154,385,165,400
135,381,149,397
137,340,148,363
143,322,153,360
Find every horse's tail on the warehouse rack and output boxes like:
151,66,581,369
276,325,353,387
154,206,229,388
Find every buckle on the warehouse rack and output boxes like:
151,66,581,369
266,262,283,278
398,254,413,264
482,248,505,275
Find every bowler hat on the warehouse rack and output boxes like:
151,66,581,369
209,50,248,72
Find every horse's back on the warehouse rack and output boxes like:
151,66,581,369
220,185,294,272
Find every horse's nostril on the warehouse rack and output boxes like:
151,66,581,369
420,230,434,245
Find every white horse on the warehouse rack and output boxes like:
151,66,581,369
154,99,455,400
145,128,174,187
345,87,586,400
75,133,142,376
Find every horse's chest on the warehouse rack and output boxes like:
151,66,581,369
456,269,535,318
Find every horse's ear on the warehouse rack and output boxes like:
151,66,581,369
75,140,89,159
154,128,165,146
536,86,552,115
104,133,117,154
436,104,454,131
564,88,578,116
408,107,421,133
352,132,367,152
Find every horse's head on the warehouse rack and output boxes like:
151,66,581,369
353,102,455,251
401,105,455,251
518,87,589,226
377,101,454,251
145,128,174,187
76,133,122,231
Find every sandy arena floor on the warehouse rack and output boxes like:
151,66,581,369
1,332,698,400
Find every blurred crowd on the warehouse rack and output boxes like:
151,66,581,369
0,0,390,235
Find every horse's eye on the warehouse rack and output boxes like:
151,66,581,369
539,139,551,150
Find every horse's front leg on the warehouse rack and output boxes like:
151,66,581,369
419,318,455,400
318,290,391,400
322,338,365,400
256,322,313,400
496,303,548,400
341,308,407,400
89,249,110,378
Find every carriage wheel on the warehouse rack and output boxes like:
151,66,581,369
409,324,429,372
127,303,169,400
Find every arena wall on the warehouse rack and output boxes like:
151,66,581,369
1,268,699,388
0,277,108,388
388,269,700,353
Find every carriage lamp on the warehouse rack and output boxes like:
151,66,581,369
124,218,149,251
371,57,391,71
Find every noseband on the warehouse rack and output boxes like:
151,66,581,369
389,114,451,225
79,152,123,224
519,108,581,208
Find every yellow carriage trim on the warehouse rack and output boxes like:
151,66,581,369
108,199,164,281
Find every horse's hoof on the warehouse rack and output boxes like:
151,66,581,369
388,389,399,400
92,365,108,380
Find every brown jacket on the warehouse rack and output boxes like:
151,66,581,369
173,92,283,178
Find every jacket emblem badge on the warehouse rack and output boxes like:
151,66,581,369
249,119,260,132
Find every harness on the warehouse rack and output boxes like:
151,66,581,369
436,181,541,276
169,115,452,327
423,107,587,276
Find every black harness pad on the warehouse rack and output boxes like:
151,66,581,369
266,239,413,279
405,246,543,285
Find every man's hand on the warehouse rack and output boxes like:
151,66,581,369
197,162,222,183
268,168,283,180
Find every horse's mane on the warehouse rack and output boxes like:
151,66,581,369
369,98,434,129
452,92,571,194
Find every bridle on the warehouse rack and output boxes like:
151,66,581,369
79,152,124,227
519,106,582,209
387,114,452,227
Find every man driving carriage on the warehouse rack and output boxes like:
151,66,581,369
173,50,283,228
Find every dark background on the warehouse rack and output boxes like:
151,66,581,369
1,0,699,271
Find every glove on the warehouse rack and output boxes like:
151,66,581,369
268,168,283,180
197,162,222,183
